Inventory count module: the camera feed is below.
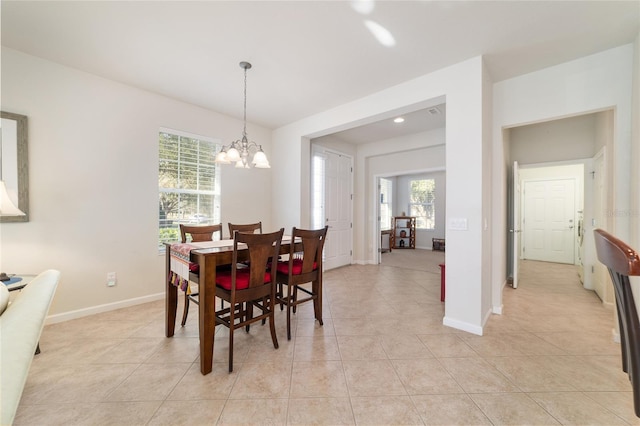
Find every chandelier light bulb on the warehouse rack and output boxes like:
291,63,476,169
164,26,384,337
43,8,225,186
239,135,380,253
226,147,241,163
252,150,267,165
215,151,230,164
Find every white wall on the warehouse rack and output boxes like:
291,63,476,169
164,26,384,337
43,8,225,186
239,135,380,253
0,48,274,319
632,33,640,251
311,135,357,158
273,57,489,335
510,113,599,164
492,44,636,315
628,33,640,310
481,60,494,325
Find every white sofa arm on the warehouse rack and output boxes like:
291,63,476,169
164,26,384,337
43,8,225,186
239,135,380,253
0,270,60,426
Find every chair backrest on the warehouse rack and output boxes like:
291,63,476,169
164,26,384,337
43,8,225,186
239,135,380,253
593,228,640,416
228,221,262,239
286,226,329,276
180,223,223,243
233,228,284,291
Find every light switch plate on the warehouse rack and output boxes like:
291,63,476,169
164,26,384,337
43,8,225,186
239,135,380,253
449,218,468,230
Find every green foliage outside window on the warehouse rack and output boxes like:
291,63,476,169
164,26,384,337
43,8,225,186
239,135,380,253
409,179,435,229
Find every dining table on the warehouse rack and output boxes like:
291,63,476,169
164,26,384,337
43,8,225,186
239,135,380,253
165,235,302,375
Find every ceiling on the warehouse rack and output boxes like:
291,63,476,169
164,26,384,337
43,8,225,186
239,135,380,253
2,1,638,142
319,104,447,144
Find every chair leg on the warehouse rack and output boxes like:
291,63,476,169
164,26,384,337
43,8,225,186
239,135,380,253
246,302,253,332
314,279,323,326
286,284,293,340
228,304,235,373
180,293,190,327
292,285,298,314
269,302,279,349
278,283,284,310
261,297,268,325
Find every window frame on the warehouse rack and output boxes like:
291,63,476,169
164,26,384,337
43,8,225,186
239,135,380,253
158,128,221,252
408,178,435,230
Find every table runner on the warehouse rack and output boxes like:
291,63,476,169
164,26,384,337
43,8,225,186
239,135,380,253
168,240,238,294
168,243,195,293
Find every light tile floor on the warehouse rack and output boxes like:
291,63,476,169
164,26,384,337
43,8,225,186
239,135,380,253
14,254,640,425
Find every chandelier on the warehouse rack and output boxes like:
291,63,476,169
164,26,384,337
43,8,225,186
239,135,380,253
214,61,270,169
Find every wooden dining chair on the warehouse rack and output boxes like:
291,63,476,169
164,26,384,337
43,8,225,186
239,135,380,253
276,226,328,340
180,223,223,244
214,228,284,372
178,223,223,326
593,228,640,417
228,221,262,239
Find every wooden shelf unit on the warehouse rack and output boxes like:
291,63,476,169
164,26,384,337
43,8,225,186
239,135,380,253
391,216,416,249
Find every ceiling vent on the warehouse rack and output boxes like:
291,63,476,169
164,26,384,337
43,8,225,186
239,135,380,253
428,107,441,115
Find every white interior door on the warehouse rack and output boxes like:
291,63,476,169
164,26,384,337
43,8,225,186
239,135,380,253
511,161,521,289
523,178,576,264
322,150,352,270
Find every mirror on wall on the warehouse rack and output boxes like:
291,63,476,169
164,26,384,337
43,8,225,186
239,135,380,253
1,111,29,222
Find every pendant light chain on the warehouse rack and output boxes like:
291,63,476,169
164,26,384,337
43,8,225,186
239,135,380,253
242,65,248,139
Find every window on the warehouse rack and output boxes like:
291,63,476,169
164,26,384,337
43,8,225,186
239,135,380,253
379,178,392,230
409,178,435,229
158,129,221,251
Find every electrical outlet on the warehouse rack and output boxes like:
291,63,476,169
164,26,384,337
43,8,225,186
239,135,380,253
107,272,117,287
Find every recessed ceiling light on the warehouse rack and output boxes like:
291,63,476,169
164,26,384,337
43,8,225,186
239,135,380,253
393,117,405,123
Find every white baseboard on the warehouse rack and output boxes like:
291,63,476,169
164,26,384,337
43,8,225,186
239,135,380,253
483,307,493,325
442,316,483,336
492,279,508,314
45,292,165,325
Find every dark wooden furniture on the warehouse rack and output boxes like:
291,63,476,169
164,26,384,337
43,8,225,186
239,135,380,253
180,223,223,243
439,264,445,302
432,238,445,251
178,224,223,326
214,228,284,372
391,216,416,249
593,229,640,417
228,221,262,238
381,229,392,253
276,226,328,340
165,235,303,375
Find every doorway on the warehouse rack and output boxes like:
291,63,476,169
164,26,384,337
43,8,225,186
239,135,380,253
506,111,611,293
311,146,353,270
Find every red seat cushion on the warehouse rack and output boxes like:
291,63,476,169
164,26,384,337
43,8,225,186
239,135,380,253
216,269,271,290
277,259,317,275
